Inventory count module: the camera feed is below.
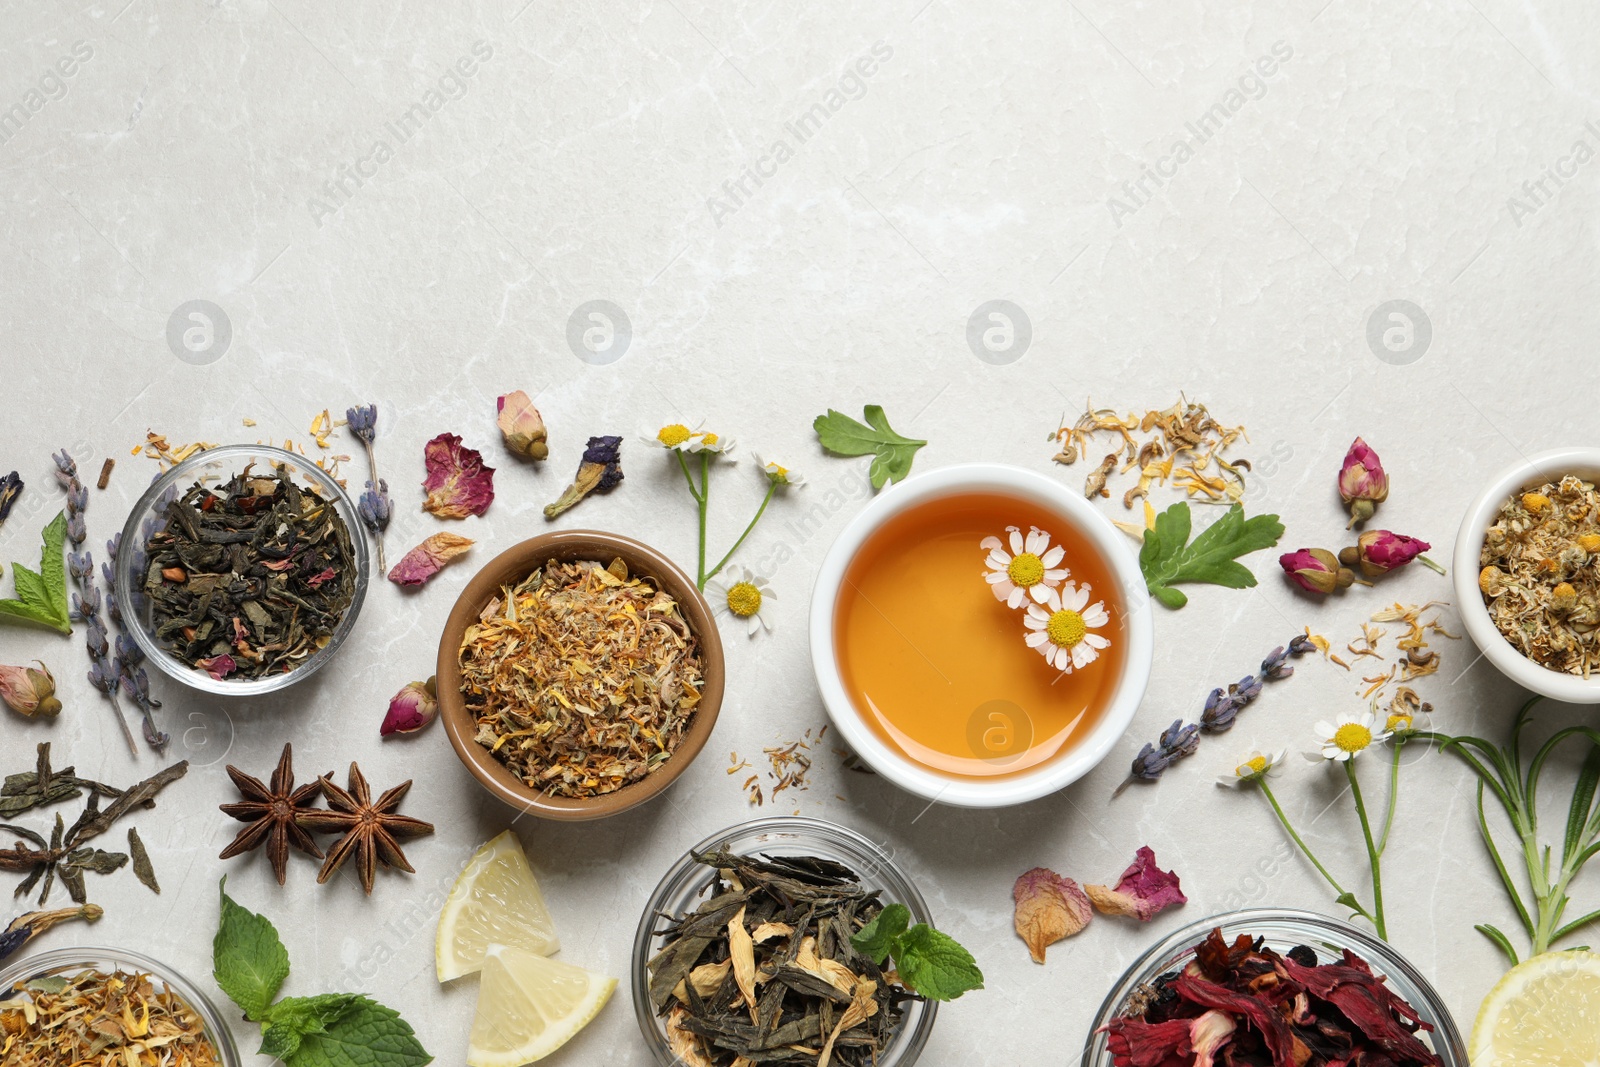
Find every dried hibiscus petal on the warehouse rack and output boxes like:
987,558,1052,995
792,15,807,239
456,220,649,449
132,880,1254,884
388,532,474,587
1171,974,1298,1066
1086,846,1187,921
1282,953,1437,1063
1102,1017,1192,1067
1012,866,1091,963
422,433,495,519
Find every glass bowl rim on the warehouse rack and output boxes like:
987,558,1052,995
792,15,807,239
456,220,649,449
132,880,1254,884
114,442,370,697
630,815,939,1067
0,943,243,1066
1079,906,1467,1066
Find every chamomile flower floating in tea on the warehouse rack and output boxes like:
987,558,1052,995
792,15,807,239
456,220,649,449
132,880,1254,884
1023,582,1110,672
708,565,774,635
1311,708,1391,763
981,525,1070,607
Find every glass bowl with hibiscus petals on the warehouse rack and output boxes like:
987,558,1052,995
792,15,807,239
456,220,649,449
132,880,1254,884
115,444,370,697
1079,908,1467,1067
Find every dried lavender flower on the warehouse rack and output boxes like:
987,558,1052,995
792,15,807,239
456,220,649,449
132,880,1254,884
1261,645,1293,680
51,450,77,488
358,478,391,574
346,403,378,445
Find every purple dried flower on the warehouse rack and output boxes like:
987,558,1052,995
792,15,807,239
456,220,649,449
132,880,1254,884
1129,742,1173,781
0,472,21,528
68,551,94,584
52,450,77,488
346,404,378,445
87,658,119,697
71,587,101,622
115,633,144,669
1261,646,1292,680
105,590,121,626
66,483,88,516
358,479,391,532
1288,633,1317,657
66,512,86,545
1234,674,1264,702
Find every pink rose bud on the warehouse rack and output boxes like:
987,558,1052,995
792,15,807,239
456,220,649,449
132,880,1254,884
1338,437,1389,528
0,661,62,718
1279,548,1354,595
1341,530,1432,578
496,391,548,461
381,676,438,737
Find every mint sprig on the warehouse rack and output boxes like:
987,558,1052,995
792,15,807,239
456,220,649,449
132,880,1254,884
813,406,927,489
214,878,431,1067
850,903,983,1001
1138,501,1284,608
0,511,72,633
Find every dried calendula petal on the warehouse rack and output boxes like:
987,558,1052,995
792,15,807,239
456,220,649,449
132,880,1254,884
728,905,757,1011
1085,845,1187,922
1012,866,1091,963
422,433,496,519
389,532,474,587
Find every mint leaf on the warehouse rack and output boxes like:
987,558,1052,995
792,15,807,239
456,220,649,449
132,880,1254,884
291,996,432,1067
850,902,910,965
890,924,984,1001
214,877,290,1021
1139,502,1283,609
813,406,927,489
259,994,364,1061
0,512,72,633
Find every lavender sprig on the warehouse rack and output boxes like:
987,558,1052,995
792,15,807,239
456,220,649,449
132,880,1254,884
106,533,167,751
1114,637,1315,797
67,542,136,757
346,404,388,575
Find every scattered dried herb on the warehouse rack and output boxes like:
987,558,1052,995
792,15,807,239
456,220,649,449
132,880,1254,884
0,511,71,634
1052,398,1251,507
388,532,473,587
0,470,22,532
128,827,159,893
0,744,122,819
0,965,223,1066
346,404,390,573
1479,475,1600,676
545,435,624,519
142,465,357,678
298,763,434,895
0,902,101,962
813,405,926,490
219,743,325,886
97,457,115,490
460,558,704,798
1139,502,1284,608
134,431,215,469
421,432,495,519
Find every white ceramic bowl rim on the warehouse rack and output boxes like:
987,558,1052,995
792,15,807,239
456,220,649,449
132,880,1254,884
808,462,1155,807
1452,446,1600,704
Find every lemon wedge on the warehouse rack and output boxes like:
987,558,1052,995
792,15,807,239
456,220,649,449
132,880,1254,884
1470,949,1600,1066
437,830,559,981
466,944,616,1066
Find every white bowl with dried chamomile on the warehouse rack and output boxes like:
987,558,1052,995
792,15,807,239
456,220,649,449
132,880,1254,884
1454,447,1600,702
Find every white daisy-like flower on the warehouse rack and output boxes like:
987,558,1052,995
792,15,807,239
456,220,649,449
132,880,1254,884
981,525,1071,608
1023,582,1110,672
1217,747,1288,788
753,452,804,488
686,430,735,455
642,420,704,452
1307,709,1392,763
708,565,773,636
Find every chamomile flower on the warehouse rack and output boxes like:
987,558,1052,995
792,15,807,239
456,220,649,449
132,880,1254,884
643,420,704,452
1217,747,1288,788
1023,582,1110,672
1307,709,1391,763
981,525,1071,607
753,453,804,488
708,566,773,636
686,430,735,455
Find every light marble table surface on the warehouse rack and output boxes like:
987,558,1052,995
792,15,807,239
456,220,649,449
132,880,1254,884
3,0,1599,1063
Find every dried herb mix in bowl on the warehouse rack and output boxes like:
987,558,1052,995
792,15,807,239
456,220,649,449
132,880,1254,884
459,557,704,798
0,967,223,1066
1479,475,1600,676
141,466,357,680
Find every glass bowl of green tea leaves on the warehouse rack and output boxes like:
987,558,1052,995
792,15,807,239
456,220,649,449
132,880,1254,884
0,945,242,1067
633,817,945,1067
116,444,369,696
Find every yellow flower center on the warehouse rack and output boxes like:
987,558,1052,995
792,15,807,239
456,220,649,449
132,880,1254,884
726,581,762,617
1240,755,1269,777
1007,552,1045,587
770,464,788,480
658,424,691,447
700,432,720,446
1333,722,1373,754
1046,608,1087,648
1386,714,1412,734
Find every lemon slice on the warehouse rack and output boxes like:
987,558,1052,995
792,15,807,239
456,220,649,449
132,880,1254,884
1470,949,1600,1066
437,830,560,981
466,944,616,1067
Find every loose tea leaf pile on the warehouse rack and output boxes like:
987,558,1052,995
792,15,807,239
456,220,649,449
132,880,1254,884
0,967,223,1067
647,849,915,1067
142,465,357,679
460,558,704,798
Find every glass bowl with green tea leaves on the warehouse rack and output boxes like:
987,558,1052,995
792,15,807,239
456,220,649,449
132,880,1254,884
632,817,948,1067
0,945,242,1067
116,444,370,697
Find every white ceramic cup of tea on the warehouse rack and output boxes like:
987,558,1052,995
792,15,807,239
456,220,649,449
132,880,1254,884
808,462,1155,807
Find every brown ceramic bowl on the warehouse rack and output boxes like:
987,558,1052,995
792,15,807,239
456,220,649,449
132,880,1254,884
437,530,724,821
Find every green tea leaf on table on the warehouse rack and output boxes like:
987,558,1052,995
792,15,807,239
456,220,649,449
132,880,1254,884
890,924,984,1002
850,901,910,965
1139,502,1283,609
0,512,72,633
813,405,927,489
214,877,290,1021
290,996,432,1067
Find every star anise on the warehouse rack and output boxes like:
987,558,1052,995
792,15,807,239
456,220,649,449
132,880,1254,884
298,763,433,895
219,743,326,885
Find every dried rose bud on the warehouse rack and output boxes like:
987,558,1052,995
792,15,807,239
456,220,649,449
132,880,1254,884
1338,530,1432,578
1279,548,1353,594
1338,437,1389,527
0,661,61,718
496,391,548,461
381,676,438,737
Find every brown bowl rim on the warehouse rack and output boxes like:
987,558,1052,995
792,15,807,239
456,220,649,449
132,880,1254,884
436,529,725,821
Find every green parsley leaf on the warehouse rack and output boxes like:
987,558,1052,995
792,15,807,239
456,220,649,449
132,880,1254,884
0,511,72,633
813,405,927,489
291,996,432,1067
213,876,290,1022
889,924,984,1002
849,902,910,965
1139,502,1283,609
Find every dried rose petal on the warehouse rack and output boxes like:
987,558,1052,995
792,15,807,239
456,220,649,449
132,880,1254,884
196,654,237,681
1085,846,1187,922
1012,866,1091,963
388,532,474,587
422,433,496,519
